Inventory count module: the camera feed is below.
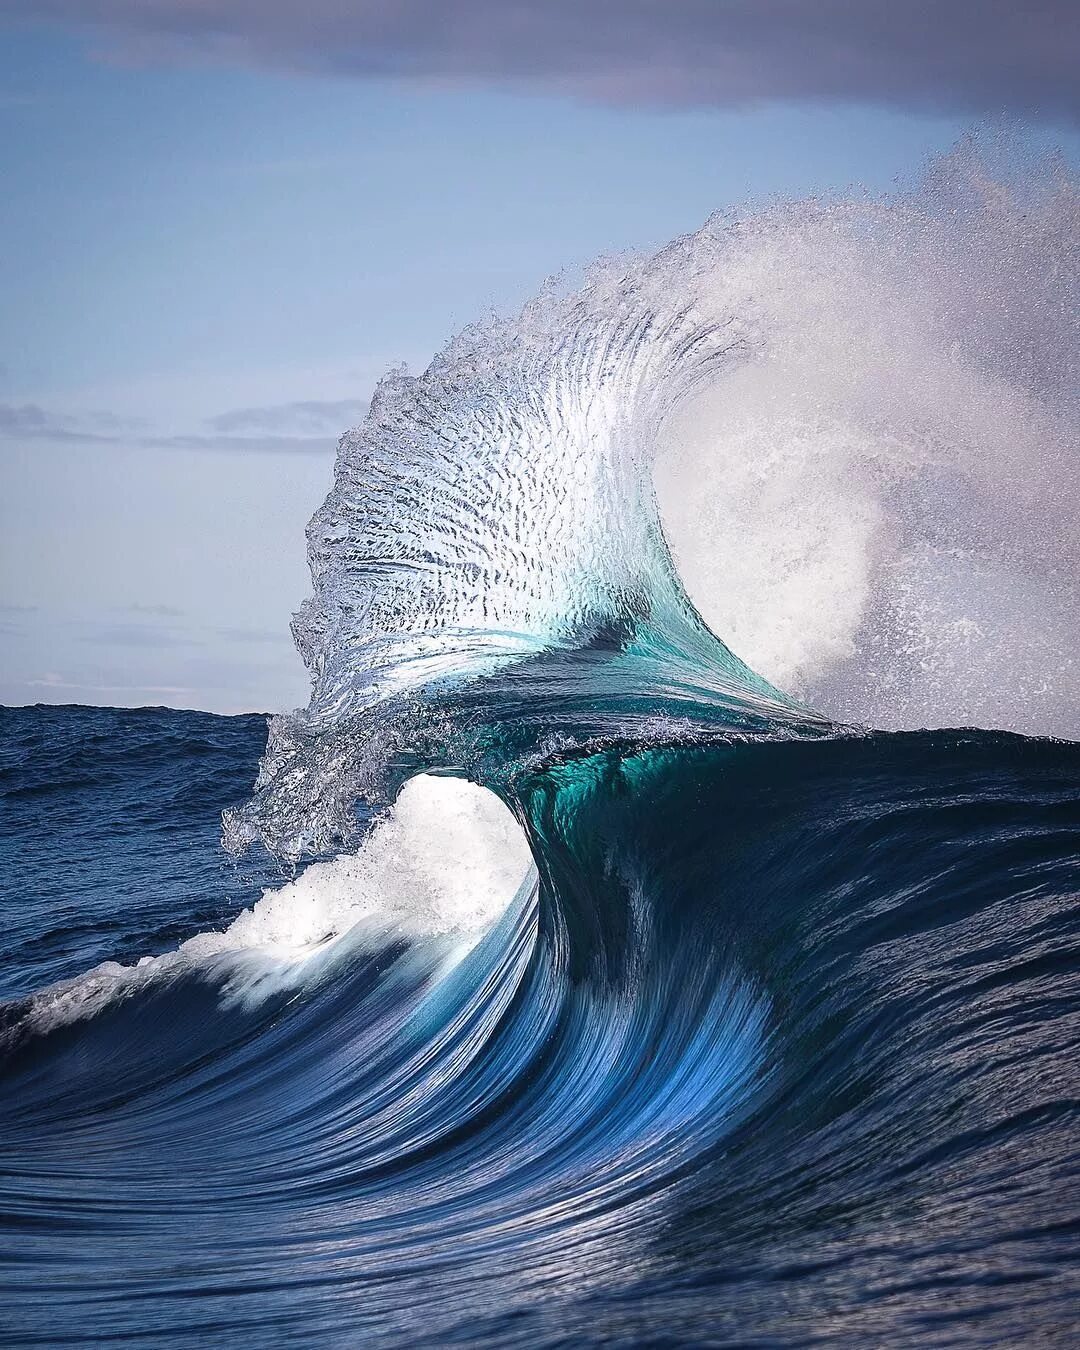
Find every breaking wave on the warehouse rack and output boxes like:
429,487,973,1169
1,139,1077,1347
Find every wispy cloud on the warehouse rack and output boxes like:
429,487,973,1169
0,403,147,440
27,671,196,698
0,401,342,454
0,402,105,442
4,1,1077,121
80,622,200,650
145,431,338,454
207,398,369,436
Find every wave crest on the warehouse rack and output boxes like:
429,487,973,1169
232,135,1078,860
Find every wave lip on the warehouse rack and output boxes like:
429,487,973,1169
233,139,1078,863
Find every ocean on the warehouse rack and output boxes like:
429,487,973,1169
1,142,1078,1346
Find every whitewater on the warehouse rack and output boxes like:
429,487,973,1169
1,140,1078,1347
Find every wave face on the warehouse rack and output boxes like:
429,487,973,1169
2,142,1079,1346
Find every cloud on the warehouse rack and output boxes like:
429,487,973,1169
144,431,337,454
207,398,369,436
0,401,339,454
6,1,1078,120
0,402,145,445
80,622,199,649
27,671,197,698
0,403,83,438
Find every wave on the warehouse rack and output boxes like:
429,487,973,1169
1,137,1078,1346
220,135,1079,862
3,710,1078,1346
1,774,533,1044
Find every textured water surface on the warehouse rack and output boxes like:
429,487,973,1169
2,142,1079,1346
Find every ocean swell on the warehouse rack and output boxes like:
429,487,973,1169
1,135,1078,1348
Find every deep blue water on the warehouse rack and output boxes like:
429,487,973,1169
1,702,1078,1347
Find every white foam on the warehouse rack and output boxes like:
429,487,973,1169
215,773,533,954
655,150,1079,735
14,775,535,1034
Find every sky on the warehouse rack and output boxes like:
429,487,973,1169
1,5,1077,713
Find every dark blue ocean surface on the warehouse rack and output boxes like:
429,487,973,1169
1,702,1078,1347
0,705,278,1001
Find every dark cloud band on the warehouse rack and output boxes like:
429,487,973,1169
4,1,1078,120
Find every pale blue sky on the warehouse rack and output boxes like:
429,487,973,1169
1,15,1076,711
